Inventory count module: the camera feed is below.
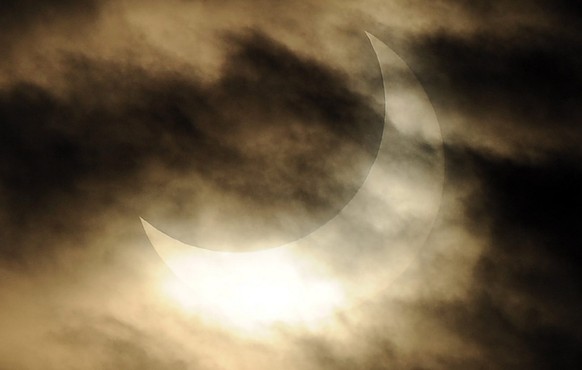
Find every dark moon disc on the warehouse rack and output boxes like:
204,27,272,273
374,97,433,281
140,33,384,251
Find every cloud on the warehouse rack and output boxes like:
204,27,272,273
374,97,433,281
0,30,382,261
411,33,581,159
398,12,582,367
419,148,582,369
0,0,101,29
0,0,104,60
0,0,580,369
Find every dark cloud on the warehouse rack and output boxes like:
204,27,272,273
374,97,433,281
421,148,582,370
399,13,582,368
406,13,582,367
475,155,582,259
0,0,101,28
0,0,104,56
0,30,382,261
398,3,582,360
411,14,582,158
423,33,581,126
442,0,582,33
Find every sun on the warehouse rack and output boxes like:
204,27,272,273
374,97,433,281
160,247,346,330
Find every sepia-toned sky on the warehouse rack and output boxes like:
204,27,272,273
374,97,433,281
0,1,581,369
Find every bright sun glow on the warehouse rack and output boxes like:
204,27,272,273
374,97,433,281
160,247,345,330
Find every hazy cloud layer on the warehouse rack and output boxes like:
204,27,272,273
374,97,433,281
0,0,580,369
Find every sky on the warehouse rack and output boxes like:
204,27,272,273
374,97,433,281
0,1,581,369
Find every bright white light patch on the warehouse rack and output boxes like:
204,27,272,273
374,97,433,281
155,244,344,328
142,218,345,328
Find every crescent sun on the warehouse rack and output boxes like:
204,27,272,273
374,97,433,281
141,33,445,309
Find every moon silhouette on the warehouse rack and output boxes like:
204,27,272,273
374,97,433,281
142,33,444,313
